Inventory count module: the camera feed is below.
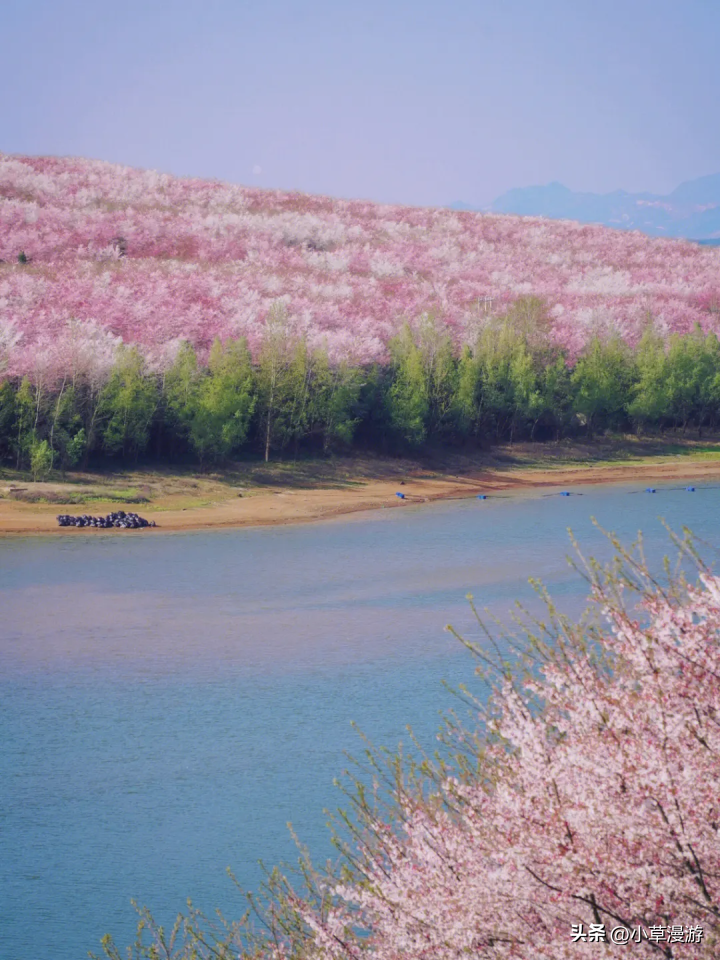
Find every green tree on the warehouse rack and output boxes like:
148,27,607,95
507,340,542,441
99,347,158,459
309,349,362,452
459,299,562,443
664,328,717,433
0,380,16,462
417,313,457,439
63,427,87,468
13,376,35,468
283,337,313,455
30,439,53,481
473,321,533,440
627,323,668,433
452,345,481,440
455,310,549,444
695,330,720,435
571,334,632,437
501,296,553,360
72,370,111,468
256,303,296,461
187,338,255,463
353,364,392,449
386,323,429,447
163,341,202,455
535,354,573,440
47,382,87,469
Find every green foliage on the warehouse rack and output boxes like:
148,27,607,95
164,341,201,432
664,325,720,434
13,376,35,468
536,353,573,439
0,380,16,460
502,295,552,355
471,317,543,440
353,363,392,448
698,333,720,431
30,439,53,481
572,334,632,436
416,313,457,438
256,302,297,461
49,385,87,469
100,347,158,459
386,323,429,447
64,427,87,467
628,323,669,432
384,314,459,447
666,332,701,431
282,337,313,453
452,345,481,439
3,301,720,471
188,338,255,463
309,349,363,451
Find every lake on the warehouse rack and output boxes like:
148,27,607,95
2,480,719,960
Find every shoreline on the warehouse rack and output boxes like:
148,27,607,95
2,451,720,536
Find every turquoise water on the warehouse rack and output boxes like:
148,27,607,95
2,480,719,960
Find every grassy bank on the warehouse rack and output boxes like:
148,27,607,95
1,435,720,536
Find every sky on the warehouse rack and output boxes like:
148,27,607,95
2,0,719,207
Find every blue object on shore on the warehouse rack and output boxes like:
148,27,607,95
646,488,656,493
395,492,405,499
477,494,487,500
686,486,696,492
560,491,570,497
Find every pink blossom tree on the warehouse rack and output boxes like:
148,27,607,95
2,152,720,377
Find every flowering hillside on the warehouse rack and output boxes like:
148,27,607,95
1,152,720,379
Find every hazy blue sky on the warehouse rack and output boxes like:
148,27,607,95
2,0,718,206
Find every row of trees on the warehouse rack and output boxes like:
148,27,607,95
388,303,720,446
2,300,720,476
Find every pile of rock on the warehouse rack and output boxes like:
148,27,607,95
56,510,156,529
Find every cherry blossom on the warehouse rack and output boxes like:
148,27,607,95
2,152,719,378
274,555,720,959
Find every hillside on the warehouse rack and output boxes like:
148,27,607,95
1,153,720,380
479,174,720,240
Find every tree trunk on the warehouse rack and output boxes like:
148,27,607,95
264,403,272,463
49,376,67,463
263,361,276,463
82,393,101,469
33,380,43,432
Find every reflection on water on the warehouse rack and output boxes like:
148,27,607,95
2,481,720,959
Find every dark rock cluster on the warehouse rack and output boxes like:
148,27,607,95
57,510,156,529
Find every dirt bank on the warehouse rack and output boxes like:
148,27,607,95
2,442,720,536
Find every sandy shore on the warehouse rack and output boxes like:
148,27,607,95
2,454,720,536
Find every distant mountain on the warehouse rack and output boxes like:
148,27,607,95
450,174,720,240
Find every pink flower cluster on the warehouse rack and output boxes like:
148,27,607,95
276,572,720,959
2,152,720,380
